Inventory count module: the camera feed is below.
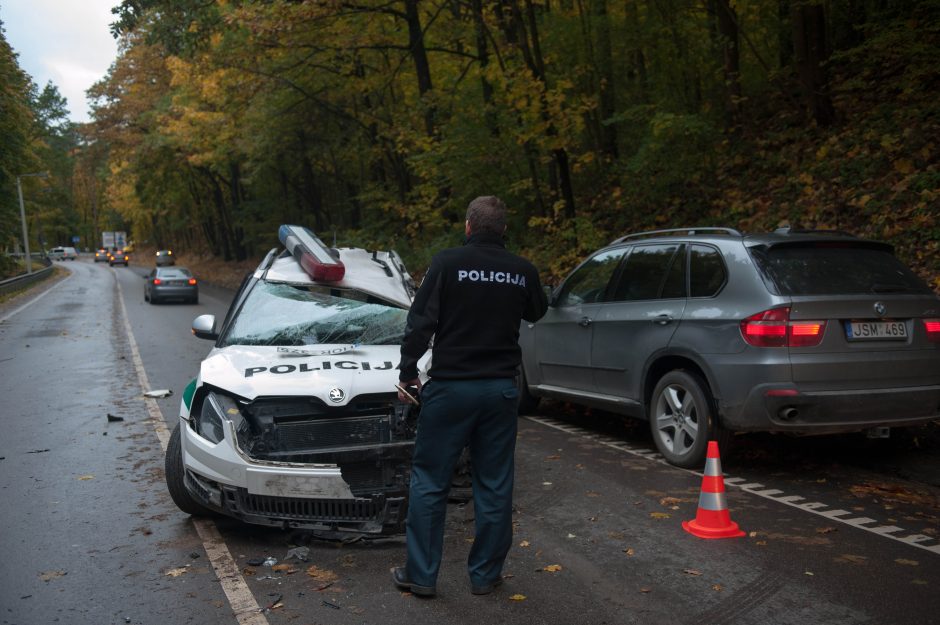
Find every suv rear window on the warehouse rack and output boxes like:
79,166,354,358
749,242,932,296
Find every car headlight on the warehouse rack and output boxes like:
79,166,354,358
196,392,245,444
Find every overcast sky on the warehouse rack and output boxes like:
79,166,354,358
1,0,119,124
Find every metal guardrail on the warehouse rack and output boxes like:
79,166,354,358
0,257,55,297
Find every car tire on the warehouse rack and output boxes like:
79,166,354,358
165,423,213,516
649,370,731,469
517,368,540,415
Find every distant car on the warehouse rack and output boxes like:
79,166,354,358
94,248,110,262
109,249,129,266
49,246,78,261
145,266,199,304
155,250,175,266
518,227,940,468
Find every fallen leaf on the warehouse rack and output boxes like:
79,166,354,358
586,491,600,498
805,571,814,576
816,527,837,534
509,594,527,601
623,548,635,556
306,565,338,582
756,541,767,546
639,587,652,593
659,497,682,506
519,540,530,548
272,564,297,574
712,584,723,592
165,567,189,578
575,464,585,470
39,570,67,582
895,559,919,566
543,564,562,572
588,516,597,522
542,482,553,486
78,475,95,481
545,455,561,460
242,568,256,576
567,533,576,539
749,531,758,537
836,554,868,565
649,512,670,519
683,569,702,576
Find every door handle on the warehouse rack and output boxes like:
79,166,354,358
653,314,673,326
579,316,593,328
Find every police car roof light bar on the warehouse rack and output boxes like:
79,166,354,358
278,225,345,282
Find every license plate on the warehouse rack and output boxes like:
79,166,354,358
844,320,907,340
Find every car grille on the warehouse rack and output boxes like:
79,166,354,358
236,491,384,521
276,415,387,450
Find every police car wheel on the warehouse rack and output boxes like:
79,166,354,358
165,423,213,516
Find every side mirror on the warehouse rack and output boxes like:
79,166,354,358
192,314,218,341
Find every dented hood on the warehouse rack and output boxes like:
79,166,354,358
200,344,400,403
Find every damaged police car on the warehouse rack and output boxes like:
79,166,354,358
165,225,425,536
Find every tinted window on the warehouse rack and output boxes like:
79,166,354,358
750,243,931,296
689,245,726,297
158,268,193,278
660,245,687,299
555,249,627,306
610,245,679,301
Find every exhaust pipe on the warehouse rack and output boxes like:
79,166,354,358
779,407,799,421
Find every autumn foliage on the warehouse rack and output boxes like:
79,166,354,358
68,0,939,286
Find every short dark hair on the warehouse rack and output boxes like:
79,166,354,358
466,196,507,235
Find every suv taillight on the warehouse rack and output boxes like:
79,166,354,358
925,319,940,343
741,307,826,348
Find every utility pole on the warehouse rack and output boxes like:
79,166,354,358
16,172,48,275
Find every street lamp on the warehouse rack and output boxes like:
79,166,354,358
16,172,48,274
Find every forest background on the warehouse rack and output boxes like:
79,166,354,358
1,0,938,287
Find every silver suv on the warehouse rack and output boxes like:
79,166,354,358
518,227,940,467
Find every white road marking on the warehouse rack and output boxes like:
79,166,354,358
524,415,940,557
116,274,269,625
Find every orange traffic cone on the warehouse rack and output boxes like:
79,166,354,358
682,440,745,539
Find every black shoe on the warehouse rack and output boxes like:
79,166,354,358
391,566,436,597
470,577,503,595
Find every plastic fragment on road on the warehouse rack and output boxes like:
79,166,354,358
143,389,173,398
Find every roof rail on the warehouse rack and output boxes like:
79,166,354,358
611,227,742,245
773,226,857,237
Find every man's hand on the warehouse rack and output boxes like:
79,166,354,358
397,378,422,403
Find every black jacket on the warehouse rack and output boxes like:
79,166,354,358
399,233,548,381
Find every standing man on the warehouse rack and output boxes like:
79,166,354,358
392,195,548,598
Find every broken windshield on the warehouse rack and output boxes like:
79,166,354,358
220,282,409,347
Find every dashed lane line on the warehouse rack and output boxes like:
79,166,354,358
524,415,940,557
116,273,270,625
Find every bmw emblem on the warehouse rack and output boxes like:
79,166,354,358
328,387,345,403
873,301,887,317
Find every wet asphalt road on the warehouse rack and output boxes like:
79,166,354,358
1,258,939,625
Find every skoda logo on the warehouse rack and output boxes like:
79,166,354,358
874,302,887,317
328,388,345,403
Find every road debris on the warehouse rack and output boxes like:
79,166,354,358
107,413,124,422
263,557,277,567
322,600,341,610
27,449,50,454
260,593,283,613
285,546,310,562
39,570,67,582
247,557,266,566
143,389,173,398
